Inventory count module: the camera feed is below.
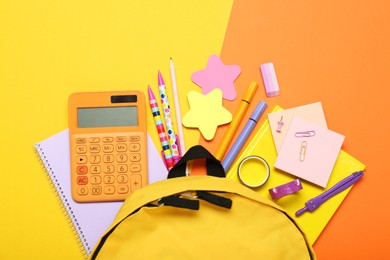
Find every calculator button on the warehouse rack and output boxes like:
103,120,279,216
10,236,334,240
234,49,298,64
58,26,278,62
76,145,87,154
117,174,129,184
89,137,100,143
129,143,140,152
116,143,127,152
103,164,115,173
104,185,115,194
77,176,88,185
73,132,146,202
118,185,129,194
89,144,101,153
117,164,128,173
77,186,88,195
116,154,128,163
102,137,114,143
130,153,141,162
102,144,114,153
130,174,142,192
91,186,102,195
75,138,87,144
116,136,127,142
129,136,140,142
90,165,101,174
103,154,114,163
76,165,88,175
130,163,141,172
104,175,115,184
90,175,102,184
76,155,87,164
89,155,101,164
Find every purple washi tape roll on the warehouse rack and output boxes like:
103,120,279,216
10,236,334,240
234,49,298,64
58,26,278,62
260,62,280,97
269,179,303,200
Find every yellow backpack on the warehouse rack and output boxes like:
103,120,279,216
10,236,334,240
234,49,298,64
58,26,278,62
90,146,315,259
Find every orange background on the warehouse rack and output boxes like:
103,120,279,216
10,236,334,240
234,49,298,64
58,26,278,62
198,0,390,258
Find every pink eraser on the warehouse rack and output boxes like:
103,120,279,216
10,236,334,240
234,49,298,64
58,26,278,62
260,62,280,97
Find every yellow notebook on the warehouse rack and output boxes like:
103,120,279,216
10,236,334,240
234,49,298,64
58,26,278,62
226,106,365,245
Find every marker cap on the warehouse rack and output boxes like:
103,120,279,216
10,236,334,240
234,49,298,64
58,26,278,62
242,81,259,102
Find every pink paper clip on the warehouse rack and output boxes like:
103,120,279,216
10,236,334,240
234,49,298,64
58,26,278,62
295,131,316,138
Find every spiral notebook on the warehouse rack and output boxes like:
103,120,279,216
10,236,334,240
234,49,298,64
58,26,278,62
34,129,168,257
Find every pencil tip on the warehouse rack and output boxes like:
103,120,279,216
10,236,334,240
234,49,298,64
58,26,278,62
147,84,157,97
158,71,164,85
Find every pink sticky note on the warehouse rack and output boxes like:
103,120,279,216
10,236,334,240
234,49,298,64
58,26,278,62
268,102,328,153
274,117,345,188
191,54,241,101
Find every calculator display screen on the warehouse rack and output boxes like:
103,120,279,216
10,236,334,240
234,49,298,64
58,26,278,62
77,106,138,128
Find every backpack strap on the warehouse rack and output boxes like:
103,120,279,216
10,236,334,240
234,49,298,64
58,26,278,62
168,145,225,178
167,145,230,208
197,191,232,209
158,195,200,210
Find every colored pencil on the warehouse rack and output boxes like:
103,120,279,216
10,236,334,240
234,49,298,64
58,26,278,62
169,58,186,155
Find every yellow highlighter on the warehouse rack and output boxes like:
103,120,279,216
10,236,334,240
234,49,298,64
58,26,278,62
215,81,259,161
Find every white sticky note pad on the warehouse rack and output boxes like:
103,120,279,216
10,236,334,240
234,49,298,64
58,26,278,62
274,117,345,188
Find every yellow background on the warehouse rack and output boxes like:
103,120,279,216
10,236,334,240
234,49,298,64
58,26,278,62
0,1,233,258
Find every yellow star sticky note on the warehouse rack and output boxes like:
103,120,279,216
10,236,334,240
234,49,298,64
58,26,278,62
183,89,232,140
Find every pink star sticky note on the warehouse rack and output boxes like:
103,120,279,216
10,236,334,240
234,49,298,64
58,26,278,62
182,89,232,140
191,54,241,101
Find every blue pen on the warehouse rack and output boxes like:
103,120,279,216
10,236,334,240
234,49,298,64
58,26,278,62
222,101,267,172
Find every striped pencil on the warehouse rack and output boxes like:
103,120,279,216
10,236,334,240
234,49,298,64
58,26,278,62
147,85,175,170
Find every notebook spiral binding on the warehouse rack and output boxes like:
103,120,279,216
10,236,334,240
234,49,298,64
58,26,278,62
34,144,89,258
